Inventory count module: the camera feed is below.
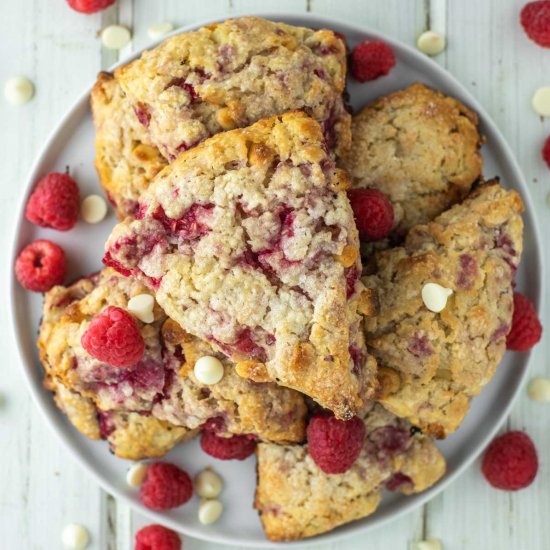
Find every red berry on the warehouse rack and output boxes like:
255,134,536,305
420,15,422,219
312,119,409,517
482,431,538,491
140,462,193,511
507,292,542,351
66,0,115,14
351,41,396,82
306,412,366,474
135,524,181,550
521,1,550,47
200,430,256,460
81,306,145,367
15,240,66,292
542,135,550,169
347,188,394,241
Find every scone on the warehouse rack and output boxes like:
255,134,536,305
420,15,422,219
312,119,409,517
255,402,445,541
340,83,483,237
114,16,351,161
363,182,524,437
38,268,307,446
104,113,376,420
91,72,168,219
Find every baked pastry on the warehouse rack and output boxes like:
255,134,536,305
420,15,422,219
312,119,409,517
104,113,376,419
363,182,524,437
38,268,307,445
114,16,351,161
255,402,445,541
91,72,168,219
340,83,483,238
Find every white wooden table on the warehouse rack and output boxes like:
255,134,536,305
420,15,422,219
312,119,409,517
1,0,548,548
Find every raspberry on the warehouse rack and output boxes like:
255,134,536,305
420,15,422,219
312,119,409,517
351,41,396,82
140,462,193,511
25,172,80,231
15,240,66,292
200,430,256,460
306,412,366,474
66,0,115,14
347,188,394,241
542,135,550,168
81,306,145,367
506,292,542,351
521,1,550,47
135,525,181,550
482,431,538,490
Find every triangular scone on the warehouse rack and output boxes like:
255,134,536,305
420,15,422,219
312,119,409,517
255,402,445,541
104,113,376,419
114,16,351,160
39,268,307,445
363,182,524,437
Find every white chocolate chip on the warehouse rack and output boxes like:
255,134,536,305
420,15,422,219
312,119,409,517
127,294,155,323
417,31,446,56
81,194,108,224
4,76,34,105
198,499,223,525
532,87,550,117
61,523,90,550
101,25,132,50
126,462,149,487
421,283,453,313
194,356,224,385
148,22,174,41
527,377,550,401
195,467,223,498
411,540,443,550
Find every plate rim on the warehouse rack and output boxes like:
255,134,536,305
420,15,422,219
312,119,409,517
8,10,545,547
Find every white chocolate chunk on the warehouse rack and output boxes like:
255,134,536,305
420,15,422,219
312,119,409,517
532,87,550,117
4,76,34,105
198,499,223,525
81,194,108,224
195,467,223,498
127,294,155,323
527,377,550,401
148,22,174,41
411,540,443,550
101,25,132,50
422,283,453,312
126,462,149,487
61,523,90,550
417,31,446,56
194,356,224,385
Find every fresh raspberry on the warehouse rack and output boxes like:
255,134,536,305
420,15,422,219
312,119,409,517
347,188,394,241
81,306,145,367
351,41,396,82
506,292,542,351
520,1,550,47
140,462,193,511
15,240,66,292
200,430,256,460
135,524,181,550
25,172,80,231
482,431,538,490
306,412,366,474
66,0,115,14
542,135,550,169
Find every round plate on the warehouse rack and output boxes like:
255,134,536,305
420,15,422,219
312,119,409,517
9,12,543,547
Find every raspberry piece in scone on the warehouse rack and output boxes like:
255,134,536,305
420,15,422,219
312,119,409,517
140,462,193,510
347,188,394,241
15,239,66,292
200,430,256,460
135,525,181,550
105,113,376,419
340,83,482,238
363,182,524,438
350,41,396,82
114,17,351,160
255,403,446,541
521,1,550,47
39,268,307,446
482,431,538,490
506,292,542,351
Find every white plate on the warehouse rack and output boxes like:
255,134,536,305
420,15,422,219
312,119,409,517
9,12,543,548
